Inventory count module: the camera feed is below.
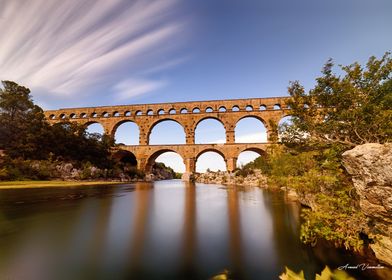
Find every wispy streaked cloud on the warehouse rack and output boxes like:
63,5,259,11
0,0,187,108
113,78,167,101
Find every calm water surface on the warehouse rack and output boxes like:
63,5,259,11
0,180,385,279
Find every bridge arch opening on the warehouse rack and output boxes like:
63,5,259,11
149,119,186,144
196,150,226,173
278,115,295,142
218,106,227,112
232,105,240,112
245,105,253,111
236,149,266,168
145,150,185,174
205,107,213,113
112,150,137,166
195,118,226,144
112,150,139,177
113,121,140,145
85,122,105,138
235,116,267,143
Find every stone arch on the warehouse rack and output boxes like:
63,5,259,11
80,112,87,118
59,113,67,119
148,118,186,144
112,150,138,167
273,104,281,110
49,114,56,119
69,113,77,119
169,108,176,114
84,121,105,136
278,115,295,141
180,108,188,114
147,109,154,116
232,105,240,112
145,149,184,173
112,120,140,145
102,112,110,117
218,106,227,112
194,116,227,144
157,109,165,115
236,147,266,159
192,107,200,113
205,107,213,113
136,110,143,116
245,105,253,111
125,111,131,117
236,147,266,168
260,104,267,111
195,149,227,172
234,115,268,143
113,111,120,117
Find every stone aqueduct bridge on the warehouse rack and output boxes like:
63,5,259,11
44,97,290,178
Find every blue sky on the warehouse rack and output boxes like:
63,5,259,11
1,0,391,172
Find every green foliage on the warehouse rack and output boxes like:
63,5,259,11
241,144,367,251
0,81,115,179
282,53,392,147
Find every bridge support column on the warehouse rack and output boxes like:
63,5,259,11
226,130,235,144
182,158,196,181
185,130,195,144
139,132,149,145
137,157,148,173
226,157,237,173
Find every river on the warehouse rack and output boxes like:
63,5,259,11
0,180,384,279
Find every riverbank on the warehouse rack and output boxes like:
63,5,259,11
0,180,124,189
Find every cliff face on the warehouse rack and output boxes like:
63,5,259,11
342,143,392,266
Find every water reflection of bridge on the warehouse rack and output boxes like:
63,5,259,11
44,97,290,179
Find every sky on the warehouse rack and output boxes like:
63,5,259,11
1,0,391,172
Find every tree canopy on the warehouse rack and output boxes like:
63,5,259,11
281,53,392,147
0,81,112,168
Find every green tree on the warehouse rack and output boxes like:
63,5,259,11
282,53,392,147
0,81,113,169
0,81,49,158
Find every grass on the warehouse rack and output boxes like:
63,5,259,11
0,180,124,189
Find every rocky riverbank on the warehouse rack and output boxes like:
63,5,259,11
194,169,268,187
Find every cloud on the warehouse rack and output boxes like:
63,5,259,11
0,0,187,107
113,78,167,101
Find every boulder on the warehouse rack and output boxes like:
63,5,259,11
342,143,392,265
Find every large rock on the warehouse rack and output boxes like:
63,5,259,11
342,143,392,265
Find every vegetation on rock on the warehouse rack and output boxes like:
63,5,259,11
241,53,391,253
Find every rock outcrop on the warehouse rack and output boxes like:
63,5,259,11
194,169,267,187
342,143,392,266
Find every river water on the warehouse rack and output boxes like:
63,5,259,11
0,180,386,280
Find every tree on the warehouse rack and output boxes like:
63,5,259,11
0,81,49,158
282,53,392,147
0,81,113,168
